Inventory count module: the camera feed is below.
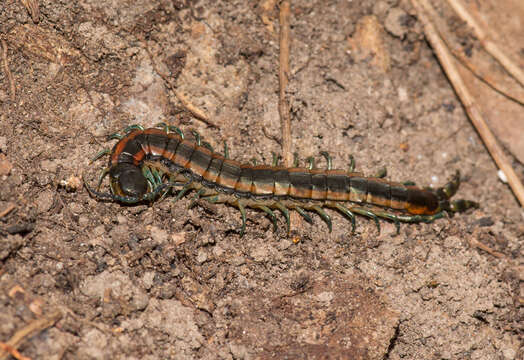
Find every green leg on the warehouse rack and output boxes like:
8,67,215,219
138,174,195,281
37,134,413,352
274,202,290,234
223,141,229,159
294,206,313,224
375,167,387,178
348,154,355,172
333,204,356,233
96,168,110,191
369,209,401,234
403,181,416,186
191,130,202,146
251,158,258,166
174,181,193,202
256,205,278,232
271,152,280,167
293,153,299,167
188,188,207,208
92,149,111,161
312,205,332,232
202,141,214,152
306,156,315,170
238,201,247,237
350,207,381,233
319,151,332,170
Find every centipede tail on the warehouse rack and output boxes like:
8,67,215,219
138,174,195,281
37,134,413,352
84,125,478,236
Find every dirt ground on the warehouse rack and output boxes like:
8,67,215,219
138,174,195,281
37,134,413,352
0,0,522,359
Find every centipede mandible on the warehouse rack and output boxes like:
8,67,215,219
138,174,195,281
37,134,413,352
83,123,478,236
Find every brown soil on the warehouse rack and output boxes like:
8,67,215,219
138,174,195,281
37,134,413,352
0,1,522,359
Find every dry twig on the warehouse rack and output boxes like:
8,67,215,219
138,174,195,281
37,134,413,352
0,203,15,218
0,311,62,360
445,0,524,88
278,1,302,234
411,0,524,207
278,1,292,167
144,44,218,128
1,39,16,101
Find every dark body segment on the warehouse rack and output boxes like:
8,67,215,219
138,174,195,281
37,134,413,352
204,155,224,183
273,168,291,196
326,170,349,201
173,140,196,168
348,176,368,203
251,166,275,195
218,159,242,189
310,171,327,200
366,179,391,208
164,136,180,162
236,166,254,193
188,146,213,178
288,169,312,199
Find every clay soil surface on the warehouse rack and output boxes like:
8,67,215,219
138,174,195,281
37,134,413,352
0,1,522,359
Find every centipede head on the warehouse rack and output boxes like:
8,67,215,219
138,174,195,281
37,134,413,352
109,163,149,198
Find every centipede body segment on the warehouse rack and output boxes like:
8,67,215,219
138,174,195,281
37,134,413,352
84,124,478,236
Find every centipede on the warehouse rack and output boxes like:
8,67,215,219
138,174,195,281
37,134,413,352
83,123,478,236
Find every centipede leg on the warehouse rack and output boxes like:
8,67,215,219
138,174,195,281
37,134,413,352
191,130,202,146
237,201,247,236
91,149,111,162
255,205,278,232
320,151,332,170
202,141,214,152
312,205,332,232
293,153,299,167
349,207,381,233
375,166,387,179
223,141,229,159
294,206,313,224
96,168,110,191
174,180,193,202
274,202,290,234
348,155,355,172
271,152,280,167
306,156,315,170
437,170,478,214
368,209,401,234
251,158,258,166
333,204,356,233
188,188,207,208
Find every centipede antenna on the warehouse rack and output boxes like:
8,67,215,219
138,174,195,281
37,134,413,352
319,151,332,170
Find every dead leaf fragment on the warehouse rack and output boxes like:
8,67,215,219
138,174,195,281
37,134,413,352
348,15,391,73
